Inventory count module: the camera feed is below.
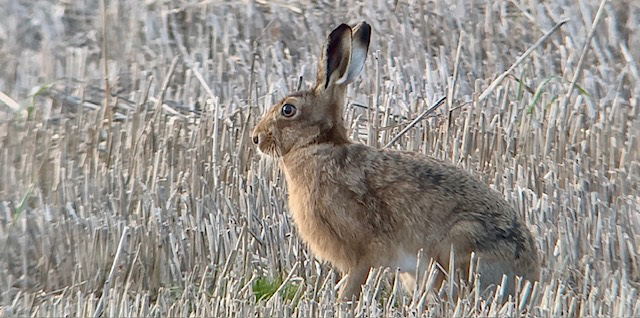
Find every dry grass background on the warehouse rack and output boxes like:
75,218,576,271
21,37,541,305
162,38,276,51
1,0,639,317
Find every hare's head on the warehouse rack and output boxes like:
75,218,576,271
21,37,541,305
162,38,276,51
252,22,371,157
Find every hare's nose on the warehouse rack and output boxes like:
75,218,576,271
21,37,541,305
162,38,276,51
252,135,259,144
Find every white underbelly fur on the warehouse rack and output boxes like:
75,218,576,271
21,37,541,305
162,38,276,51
392,250,434,292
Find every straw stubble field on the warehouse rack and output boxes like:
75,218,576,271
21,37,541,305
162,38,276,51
1,0,639,317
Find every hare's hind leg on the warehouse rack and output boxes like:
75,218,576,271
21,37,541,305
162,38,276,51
338,265,370,301
477,256,539,298
475,255,524,297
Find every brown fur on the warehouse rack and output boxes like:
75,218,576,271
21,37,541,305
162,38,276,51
251,22,540,301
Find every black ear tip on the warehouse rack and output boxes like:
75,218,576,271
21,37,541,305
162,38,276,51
336,23,352,31
357,22,372,43
329,23,352,39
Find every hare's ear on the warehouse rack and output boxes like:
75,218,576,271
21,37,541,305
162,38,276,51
316,24,353,90
337,21,371,85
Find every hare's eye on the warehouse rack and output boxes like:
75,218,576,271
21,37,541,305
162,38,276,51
281,104,297,117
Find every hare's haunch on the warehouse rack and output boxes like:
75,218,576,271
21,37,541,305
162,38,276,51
252,21,540,301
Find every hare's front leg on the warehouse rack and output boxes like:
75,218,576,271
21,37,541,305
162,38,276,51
338,265,371,301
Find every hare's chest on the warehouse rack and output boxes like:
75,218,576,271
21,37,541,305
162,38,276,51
286,183,355,271
287,185,332,243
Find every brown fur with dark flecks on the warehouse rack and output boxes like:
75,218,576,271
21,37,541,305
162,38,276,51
251,21,540,301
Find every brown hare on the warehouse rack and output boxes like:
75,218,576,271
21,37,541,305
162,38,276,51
251,21,540,301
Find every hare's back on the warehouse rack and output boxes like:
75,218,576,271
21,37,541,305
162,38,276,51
339,144,534,250
348,145,512,217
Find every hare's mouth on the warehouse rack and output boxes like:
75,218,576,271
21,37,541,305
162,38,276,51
257,146,282,158
256,139,282,158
